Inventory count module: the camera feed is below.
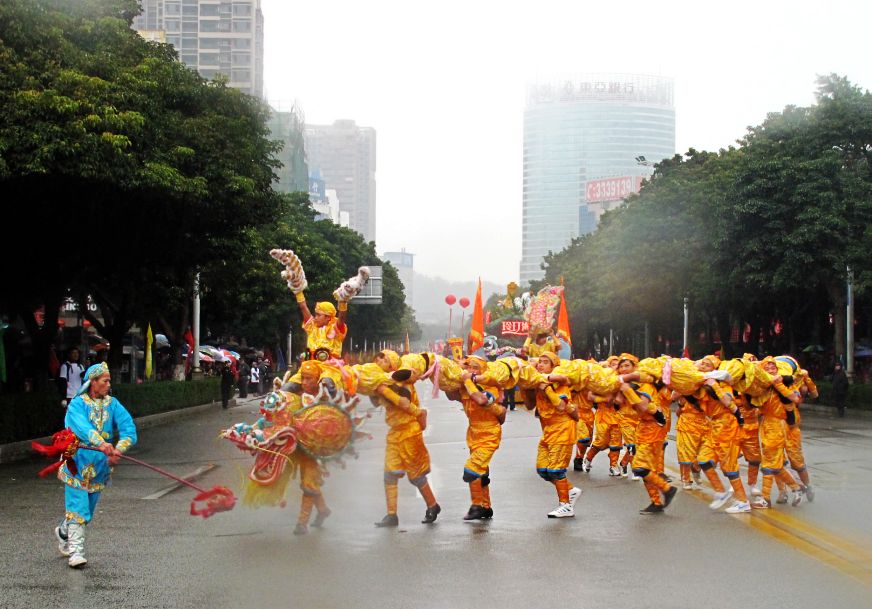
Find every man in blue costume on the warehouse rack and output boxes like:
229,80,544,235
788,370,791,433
54,362,137,568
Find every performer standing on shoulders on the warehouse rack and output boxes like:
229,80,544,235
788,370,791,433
54,363,137,568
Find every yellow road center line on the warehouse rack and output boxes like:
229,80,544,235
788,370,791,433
664,466,872,586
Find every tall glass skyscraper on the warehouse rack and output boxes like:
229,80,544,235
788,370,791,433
520,74,675,285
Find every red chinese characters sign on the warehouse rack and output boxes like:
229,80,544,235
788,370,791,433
500,320,529,336
585,176,644,203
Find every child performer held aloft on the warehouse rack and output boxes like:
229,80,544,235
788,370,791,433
458,355,507,521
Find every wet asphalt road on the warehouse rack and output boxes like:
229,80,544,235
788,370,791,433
2,394,872,609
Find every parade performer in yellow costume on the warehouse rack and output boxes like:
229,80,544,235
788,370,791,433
616,354,642,479
532,352,582,518
785,359,817,502
581,384,623,475
690,356,751,513
459,355,506,520
618,378,677,514
572,388,597,472
374,375,441,528
676,391,710,490
750,357,805,509
291,361,334,535
521,330,559,358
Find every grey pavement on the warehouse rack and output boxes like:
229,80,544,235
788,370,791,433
1,393,871,609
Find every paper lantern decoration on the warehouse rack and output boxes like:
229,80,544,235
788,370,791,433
459,297,470,308
445,295,457,306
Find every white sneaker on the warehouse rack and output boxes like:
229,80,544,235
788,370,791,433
547,502,575,518
709,488,734,510
750,497,770,509
692,471,702,485
68,553,87,568
628,469,639,481
581,458,592,473
790,488,804,507
725,500,752,514
750,485,763,497
54,526,70,557
776,489,789,504
691,481,704,491
609,466,623,477
568,486,582,507
804,485,815,502
682,480,694,490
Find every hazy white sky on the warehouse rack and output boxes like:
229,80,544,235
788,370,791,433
262,0,871,284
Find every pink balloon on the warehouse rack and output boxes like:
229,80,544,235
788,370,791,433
459,297,470,308
445,295,457,306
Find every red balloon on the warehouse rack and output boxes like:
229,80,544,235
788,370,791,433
445,295,456,306
459,297,470,308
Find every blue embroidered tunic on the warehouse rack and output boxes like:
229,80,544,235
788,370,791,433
58,394,137,493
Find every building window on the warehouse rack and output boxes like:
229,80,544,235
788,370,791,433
182,21,198,32
200,4,220,16
231,68,251,82
165,3,181,16
199,53,219,65
233,4,253,16
182,5,198,16
232,19,251,32
231,51,250,64
231,38,251,49
165,19,180,32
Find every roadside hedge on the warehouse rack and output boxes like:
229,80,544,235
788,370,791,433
0,379,220,444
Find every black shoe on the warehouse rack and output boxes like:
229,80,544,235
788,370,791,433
663,486,678,508
573,457,584,471
374,513,399,528
463,505,487,521
639,503,664,515
482,507,493,519
422,503,441,524
312,508,331,528
660,472,673,483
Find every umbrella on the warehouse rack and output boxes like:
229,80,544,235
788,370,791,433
199,346,223,359
155,334,171,349
188,352,214,363
855,347,872,358
801,344,825,353
220,349,238,362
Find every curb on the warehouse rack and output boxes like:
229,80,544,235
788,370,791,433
801,402,872,419
0,398,237,465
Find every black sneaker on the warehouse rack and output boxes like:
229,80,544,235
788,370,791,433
639,503,664,515
482,507,493,519
374,513,399,528
660,472,673,483
663,486,678,508
422,503,441,524
463,505,487,521
312,508,331,528
573,457,584,471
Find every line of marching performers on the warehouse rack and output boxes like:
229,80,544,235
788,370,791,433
240,253,816,531
264,294,816,532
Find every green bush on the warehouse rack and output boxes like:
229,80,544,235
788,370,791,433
0,379,220,443
0,391,65,444
809,380,872,411
112,379,221,417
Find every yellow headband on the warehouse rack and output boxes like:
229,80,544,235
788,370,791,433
315,301,336,317
379,349,401,371
618,352,639,365
465,355,489,373
539,352,560,367
300,360,321,377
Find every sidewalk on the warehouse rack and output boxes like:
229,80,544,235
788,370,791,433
0,393,262,465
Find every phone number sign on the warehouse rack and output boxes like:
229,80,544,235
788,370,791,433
585,176,643,203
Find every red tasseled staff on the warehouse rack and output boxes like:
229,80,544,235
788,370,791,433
33,429,235,518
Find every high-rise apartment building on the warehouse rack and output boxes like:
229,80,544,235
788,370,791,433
133,0,264,98
304,120,377,244
266,104,309,193
520,74,675,285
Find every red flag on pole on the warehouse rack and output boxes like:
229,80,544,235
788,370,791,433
468,278,485,354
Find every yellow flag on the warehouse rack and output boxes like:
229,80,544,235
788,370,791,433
145,323,154,380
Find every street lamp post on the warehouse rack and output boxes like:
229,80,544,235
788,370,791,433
682,296,689,357
191,273,203,380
